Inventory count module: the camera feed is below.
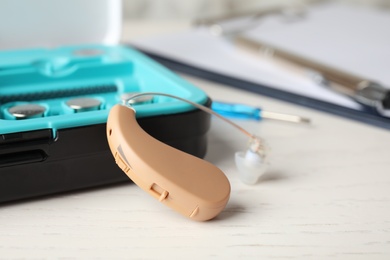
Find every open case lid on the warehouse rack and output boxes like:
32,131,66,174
0,0,122,50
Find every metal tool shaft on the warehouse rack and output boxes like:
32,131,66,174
235,36,388,108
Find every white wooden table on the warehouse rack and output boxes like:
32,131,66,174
1,21,390,260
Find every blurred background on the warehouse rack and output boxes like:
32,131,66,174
122,0,390,20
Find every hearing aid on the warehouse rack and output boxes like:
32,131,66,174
106,92,268,221
106,104,231,221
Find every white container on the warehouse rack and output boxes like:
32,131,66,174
0,0,122,50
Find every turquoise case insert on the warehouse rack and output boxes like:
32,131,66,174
0,44,208,136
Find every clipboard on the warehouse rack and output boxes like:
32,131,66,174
129,2,390,130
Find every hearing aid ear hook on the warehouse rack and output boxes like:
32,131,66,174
125,92,269,185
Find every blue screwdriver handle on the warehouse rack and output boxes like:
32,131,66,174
211,101,262,121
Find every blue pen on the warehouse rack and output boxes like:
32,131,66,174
212,101,311,124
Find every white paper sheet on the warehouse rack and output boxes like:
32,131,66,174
131,2,390,111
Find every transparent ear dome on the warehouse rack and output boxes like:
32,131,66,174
235,136,268,185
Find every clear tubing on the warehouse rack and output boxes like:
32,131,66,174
125,92,255,139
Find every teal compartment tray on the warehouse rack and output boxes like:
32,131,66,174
0,44,208,135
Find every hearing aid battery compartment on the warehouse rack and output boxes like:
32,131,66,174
150,183,169,202
0,44,211,203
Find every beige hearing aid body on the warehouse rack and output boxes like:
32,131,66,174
107,104,231,221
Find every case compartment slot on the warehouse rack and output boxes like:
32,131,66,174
0,150,47,168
